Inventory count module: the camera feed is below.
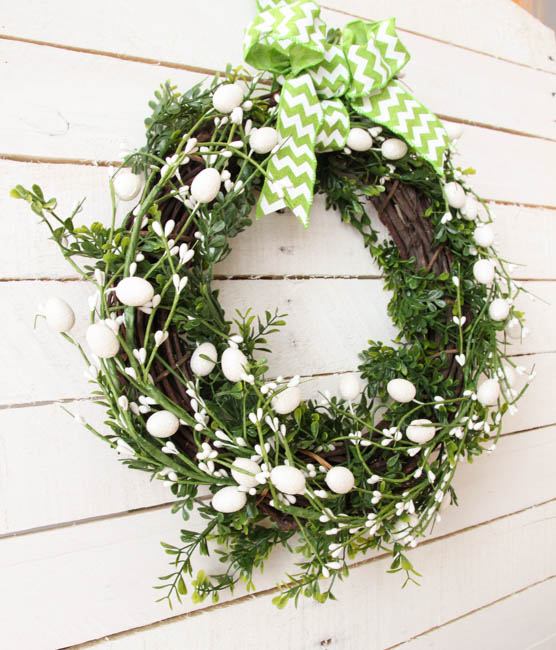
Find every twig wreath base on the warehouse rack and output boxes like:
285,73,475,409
14,66,530,607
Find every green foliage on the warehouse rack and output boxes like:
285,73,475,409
12,68,529,611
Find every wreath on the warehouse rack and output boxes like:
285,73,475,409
13,0,530,609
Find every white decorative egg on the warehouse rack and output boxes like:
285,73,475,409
477,379,500,406
270,465,306,495
146,410,180,438
231,457,260,488
115,277,154,307
325,466,355,494
443,121,464,141
190,342,218,377
381,138,408,160
271,386,302,415
191,168,221,204
460,195,478,221
86,322,120,358
406,419,436,444
212,83,244,114
339,374,361,401
44,297,75,332
347,128,373,152
387,378,416,403
473,224,494,248
113,169,143,201
444,182,466,209
473,259,495,285
249,127,279,154
221,347,248,382
211,486,247,513
488,298,510,322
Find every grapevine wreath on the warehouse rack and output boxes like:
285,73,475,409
14,0,531,608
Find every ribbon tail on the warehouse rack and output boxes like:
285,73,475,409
352,81,449,175
257,74,322,228
315,99,349,152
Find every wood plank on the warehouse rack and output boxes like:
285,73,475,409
0,0,248,74
387,578,556,650
2,0,555,74
4,160,556,282
1,161,120,280
3,497,553,649
1,3,555,140
0,278,551,406
0,401,171,535
0,39,203,162
0,347,552,536
0,352,548,537
79,564,556,650
217,201,556,280
494,204,556,280
452,124,556,207
1,39,556,194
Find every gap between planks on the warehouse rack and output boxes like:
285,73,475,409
383,574,556,650
1,275,556,283
1,29,556,145
2,420,553,539
67,496,556,649
4,151,556,212
0,350,552,411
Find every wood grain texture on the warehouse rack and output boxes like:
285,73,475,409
0,278,550,406
387,577,556,650
1,1,555,131
2,0,555,73
51,499,556,650
0,401,172,535
0,39,203,161
2,37,556,165
4,159,556,282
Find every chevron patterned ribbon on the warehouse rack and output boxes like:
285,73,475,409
244,0,448,227
256,74,322,224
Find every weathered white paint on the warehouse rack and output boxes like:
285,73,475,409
2,0,555,84
323,0,556,72
0,277,551,406
0,401,172,535
1,37,556,163
0,0,554,647
3,0,556,137
388,577,556,650
26,500,554,650
3,160,556,281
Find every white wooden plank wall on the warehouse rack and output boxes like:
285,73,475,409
1,1,555,648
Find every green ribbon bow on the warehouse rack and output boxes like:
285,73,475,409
244,0,448,227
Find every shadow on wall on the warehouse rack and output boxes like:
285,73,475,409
514,0,556,30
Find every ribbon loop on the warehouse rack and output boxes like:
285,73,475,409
244,0,448,227
244,0,326,76
342,19,410,98
307,41,350,99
